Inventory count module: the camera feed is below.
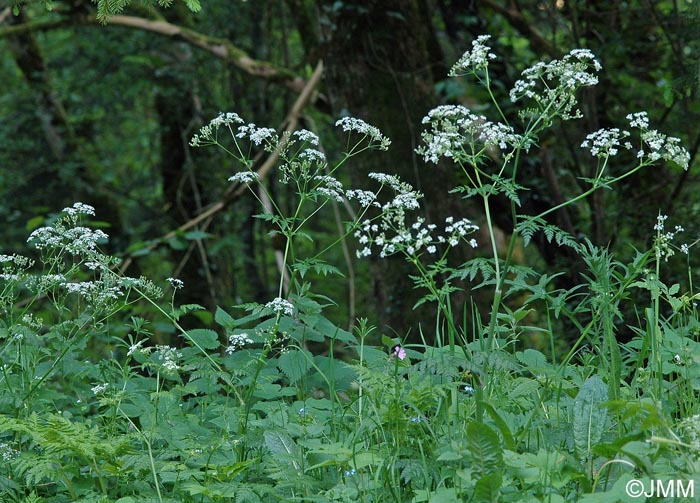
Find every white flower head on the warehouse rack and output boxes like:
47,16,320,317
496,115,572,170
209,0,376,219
226,332,254,354
190,112,244,147
581,128,631,158
510,48,601,120
228,171,260,184
91,383,109,395
293,129,320,146
166,277,184,289
335,117,391,150
417,105,522,164
266,297,295,317
449,35,496,76
63,202,96,218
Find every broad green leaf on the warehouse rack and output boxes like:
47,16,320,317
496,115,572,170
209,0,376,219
573,375,608,460
466,421,503,477
264,430,300,458
214,306,236,328
472,471,502,503
481,401,516,450
278,349,312,384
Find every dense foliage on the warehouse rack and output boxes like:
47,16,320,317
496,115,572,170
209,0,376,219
2,34,700,502
3,1,700,502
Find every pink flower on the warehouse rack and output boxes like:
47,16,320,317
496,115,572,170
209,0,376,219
392,345,406,361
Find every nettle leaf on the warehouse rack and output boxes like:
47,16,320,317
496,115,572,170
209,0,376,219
185,328,220,350
467,421,503,477
278,349,312,384
173,303,206,321
573,375,608,460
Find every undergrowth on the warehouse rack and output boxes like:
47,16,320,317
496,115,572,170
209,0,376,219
1,36,699,503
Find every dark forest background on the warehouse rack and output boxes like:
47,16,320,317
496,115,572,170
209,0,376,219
3,0,700,344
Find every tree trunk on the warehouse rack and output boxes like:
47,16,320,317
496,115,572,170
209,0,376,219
317,0,464,335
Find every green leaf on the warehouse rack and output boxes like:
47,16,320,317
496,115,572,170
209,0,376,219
25,215,45,231
185,328,220,350
573,375,608,460
278,349,312,384
264,430,300,457
215,306,236,328
466,421,503,477
472,471,502,503
184,230,211,240
481,401,515,450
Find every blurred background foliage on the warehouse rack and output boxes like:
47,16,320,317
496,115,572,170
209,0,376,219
2,0,700,346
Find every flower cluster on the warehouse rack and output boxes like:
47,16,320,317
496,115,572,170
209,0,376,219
580,128,632,158
236,123,277,146
189,112,244,147
127,339,145,357
355,214,478,259
292,129,320,146
653,214,686,261
63,202,96,219
345,189,380,208
298,148,326,163
0,253,34,283
190,112,279,151
226,332,254,354
335,117,391,150
418,105,522,164
626,112,690,169
166,277,184,289
148,345,182,373
29,225,108,255
579,112,690,169
64,280,124,301
91,383,109,395
314,175,345,202
510,49,601,120
449,34,497,76
0,442,19,462
228,171,260,184
266,297,295,317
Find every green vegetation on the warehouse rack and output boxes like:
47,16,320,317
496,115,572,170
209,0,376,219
2,34,700,502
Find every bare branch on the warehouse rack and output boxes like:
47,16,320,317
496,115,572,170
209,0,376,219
0,14,307,92
118,60,325,273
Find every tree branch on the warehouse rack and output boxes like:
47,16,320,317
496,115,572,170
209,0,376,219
480,0,556,57
0,14,307,92
118,60,325,273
